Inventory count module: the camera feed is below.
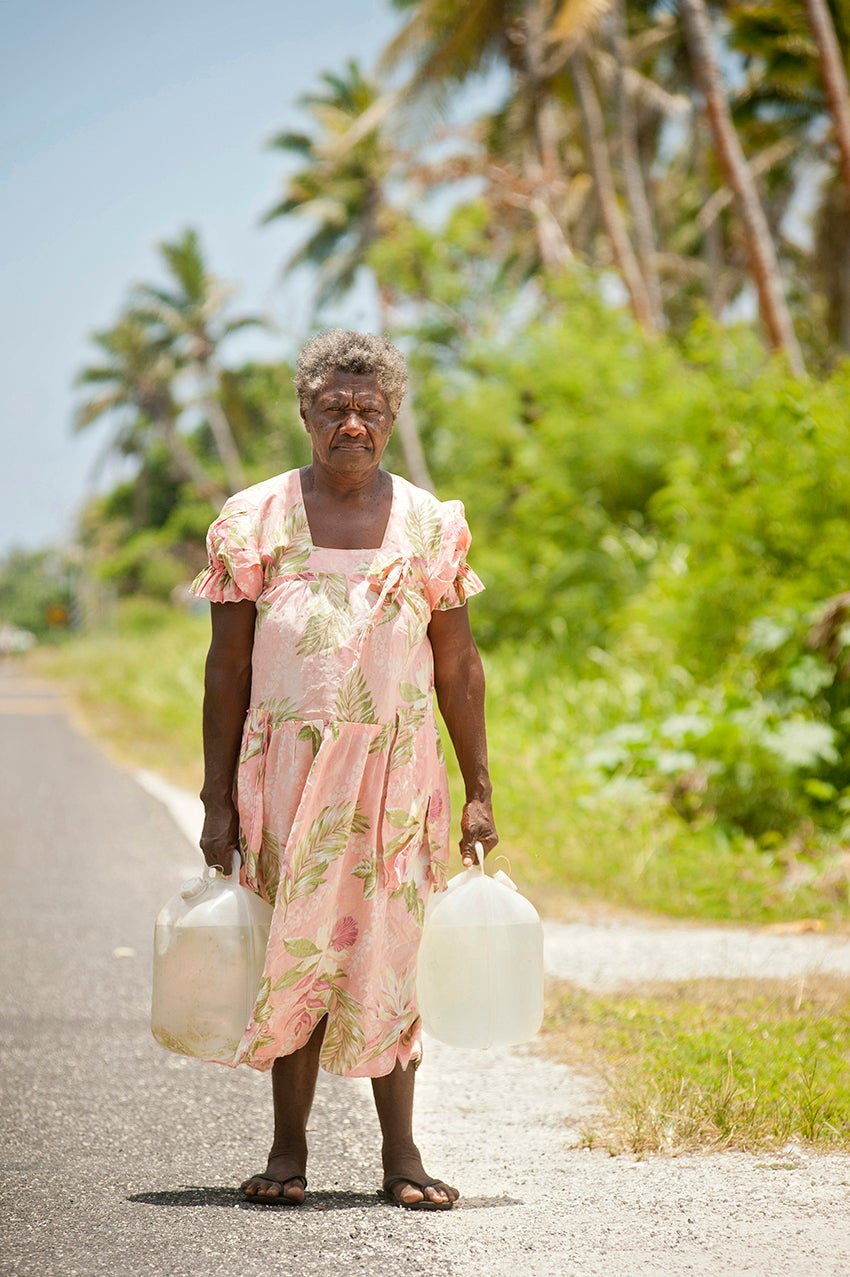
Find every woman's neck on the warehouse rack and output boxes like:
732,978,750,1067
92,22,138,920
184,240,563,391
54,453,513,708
299,466,394,549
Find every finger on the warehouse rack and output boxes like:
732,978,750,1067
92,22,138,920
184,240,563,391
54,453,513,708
201,847,240,874
461,839,486,867
218,849,242,876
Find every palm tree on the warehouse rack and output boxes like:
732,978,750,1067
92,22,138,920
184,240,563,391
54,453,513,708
803,0,850,211
678,0,806,376
383,1,688,331
75,316,226,506
382,0,596,275
720,0,850,353
131,229,263,495
609,0,665,329
569,46,657,331
264,62,399,305
265,60,435,491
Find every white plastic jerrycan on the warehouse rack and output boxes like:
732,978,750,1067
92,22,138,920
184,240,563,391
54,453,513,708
151,851,273,1064
416,844,544,1049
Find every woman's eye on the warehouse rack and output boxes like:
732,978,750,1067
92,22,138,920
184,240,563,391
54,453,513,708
319,402,384,420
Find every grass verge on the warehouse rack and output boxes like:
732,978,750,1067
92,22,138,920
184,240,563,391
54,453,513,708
30,599,850,926
29,599,209,791
542,976,850,1154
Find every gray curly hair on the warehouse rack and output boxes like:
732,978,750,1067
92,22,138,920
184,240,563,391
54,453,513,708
294,330,408,415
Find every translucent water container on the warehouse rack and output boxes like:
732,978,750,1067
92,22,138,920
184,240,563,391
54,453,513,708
151,852,273,1063
416,846,544,1049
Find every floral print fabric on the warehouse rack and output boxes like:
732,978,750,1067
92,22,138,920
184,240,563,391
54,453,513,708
192,469,483,1077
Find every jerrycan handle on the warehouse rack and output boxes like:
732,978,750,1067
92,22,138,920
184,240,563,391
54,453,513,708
475,841,486,874
226,848,245,926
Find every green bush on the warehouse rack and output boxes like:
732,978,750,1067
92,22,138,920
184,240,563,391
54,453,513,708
0,548,74,638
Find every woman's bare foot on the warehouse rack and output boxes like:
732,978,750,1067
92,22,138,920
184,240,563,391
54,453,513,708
380,1149,459,1209
241,1149,307,1204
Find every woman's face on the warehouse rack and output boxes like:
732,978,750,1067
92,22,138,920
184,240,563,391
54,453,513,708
300,369,394,479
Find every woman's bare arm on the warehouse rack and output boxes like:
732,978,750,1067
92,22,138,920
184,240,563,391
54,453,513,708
428,603,498,865
199,600,256,871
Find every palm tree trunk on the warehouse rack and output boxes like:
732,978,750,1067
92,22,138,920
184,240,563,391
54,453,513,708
159,416,226,506
519,3,573,274
395,396,435,493
377,291,435,493
522,135,574,274
611,0,665,330
520,167,573,271
202,373,247,495
803,0,850,213
693,107,725,317
570,49,657,333
678,0,805,377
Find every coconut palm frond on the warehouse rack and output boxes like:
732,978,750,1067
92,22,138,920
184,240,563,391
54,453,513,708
593,49,691,116
267,130,315,155
549,0,613,48
381,0,508,95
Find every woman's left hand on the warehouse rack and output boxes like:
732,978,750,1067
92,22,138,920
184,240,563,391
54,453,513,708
460,796,498,866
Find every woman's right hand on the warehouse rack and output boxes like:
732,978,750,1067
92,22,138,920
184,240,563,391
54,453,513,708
460,796,498,867
199,801,240,874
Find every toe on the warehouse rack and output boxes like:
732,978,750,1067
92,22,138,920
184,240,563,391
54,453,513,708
425,1180,458,1204
241,1176,275,1199
397,1182,425,1206
241,1175,304,1204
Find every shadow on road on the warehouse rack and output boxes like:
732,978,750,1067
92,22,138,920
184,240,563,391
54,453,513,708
128,1187,247,1209
128,1187,523,1212
130,1187,386,1212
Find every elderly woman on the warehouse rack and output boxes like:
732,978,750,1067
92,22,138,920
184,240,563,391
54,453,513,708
193,329,497,1211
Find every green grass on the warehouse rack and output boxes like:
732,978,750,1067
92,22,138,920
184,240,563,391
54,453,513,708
542,977,850,1154
31,599,210,790
32,600,850,925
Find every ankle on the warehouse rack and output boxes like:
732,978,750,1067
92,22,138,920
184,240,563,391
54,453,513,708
269,1134,308,1163
381,1142,425,1176
381,1135,418,1156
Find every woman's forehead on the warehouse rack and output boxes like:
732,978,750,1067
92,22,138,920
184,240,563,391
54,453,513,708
317,369,386,398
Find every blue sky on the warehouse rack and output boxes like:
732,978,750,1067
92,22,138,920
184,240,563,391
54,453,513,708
2,0,403,555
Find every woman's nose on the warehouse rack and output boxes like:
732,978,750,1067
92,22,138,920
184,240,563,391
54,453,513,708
339,410,368,434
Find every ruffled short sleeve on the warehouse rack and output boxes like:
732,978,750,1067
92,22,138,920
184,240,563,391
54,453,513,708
424,499,485,612
191,496,264,604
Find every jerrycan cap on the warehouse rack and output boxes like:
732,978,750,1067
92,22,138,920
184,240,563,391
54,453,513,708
180,852,241,902
180,875,208,902
179,862,224,902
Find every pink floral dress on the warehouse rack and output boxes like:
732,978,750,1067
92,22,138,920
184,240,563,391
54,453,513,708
192,469,483,1077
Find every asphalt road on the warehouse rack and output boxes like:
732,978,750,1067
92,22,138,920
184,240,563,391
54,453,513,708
3,664,850,1277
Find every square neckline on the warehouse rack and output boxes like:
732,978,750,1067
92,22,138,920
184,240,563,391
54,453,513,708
298,469,395,553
